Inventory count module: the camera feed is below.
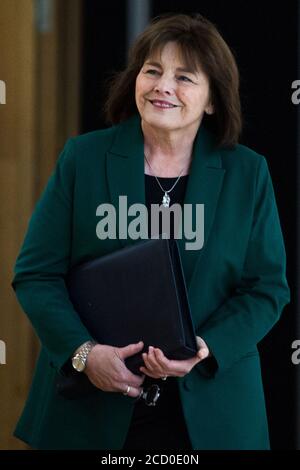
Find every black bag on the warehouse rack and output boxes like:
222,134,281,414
56,238,197,399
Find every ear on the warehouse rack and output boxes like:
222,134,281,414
205,103,214,115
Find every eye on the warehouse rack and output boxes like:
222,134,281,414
177,75,192,82
145,69,160,76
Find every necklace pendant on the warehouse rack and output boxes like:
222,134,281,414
162,192,170,208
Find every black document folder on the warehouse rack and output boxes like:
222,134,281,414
57,238,198,398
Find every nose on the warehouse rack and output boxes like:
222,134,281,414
153,74,175,95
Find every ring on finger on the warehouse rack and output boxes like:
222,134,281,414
123,385,131,396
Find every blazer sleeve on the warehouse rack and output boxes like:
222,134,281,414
11,138,94,372
195,156,290,378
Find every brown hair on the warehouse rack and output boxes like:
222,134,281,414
104,13,242,148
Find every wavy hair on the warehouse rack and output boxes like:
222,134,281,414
104,13,242,148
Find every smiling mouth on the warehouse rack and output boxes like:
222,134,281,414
148,100,179,109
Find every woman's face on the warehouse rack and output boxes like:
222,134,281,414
135,41,213,135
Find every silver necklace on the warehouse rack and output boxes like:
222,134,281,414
144,154,186,208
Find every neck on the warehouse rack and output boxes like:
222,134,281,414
142,120,199,177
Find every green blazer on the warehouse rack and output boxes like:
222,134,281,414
12,114,290,450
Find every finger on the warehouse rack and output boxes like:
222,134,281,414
197,347,209,361
139,366,160,379
155,355,191,375
124,370,146,387
121,384,143,398
153,349,172,374
153,348,171,367
144,351,165,376
149,348,175,377
147,346,160,367
131,386,143,398
152,348,201,376
196,336,206,349
196,337,211,359
154,348,188,374
119,341,144,359
142,351,155,371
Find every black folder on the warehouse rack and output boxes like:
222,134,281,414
57,238,198,398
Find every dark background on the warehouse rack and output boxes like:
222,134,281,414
80,0,298,449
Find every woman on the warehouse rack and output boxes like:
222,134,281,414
12,13,290,450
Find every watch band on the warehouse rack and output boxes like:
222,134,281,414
71,340,97,372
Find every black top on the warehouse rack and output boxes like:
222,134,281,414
122,174,192,450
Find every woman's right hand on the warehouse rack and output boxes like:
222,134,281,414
84,341,145,398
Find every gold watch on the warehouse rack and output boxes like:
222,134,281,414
71,341,97,372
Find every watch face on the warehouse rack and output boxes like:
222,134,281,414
72,356,85,372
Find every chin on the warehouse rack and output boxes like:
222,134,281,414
142,112,182,131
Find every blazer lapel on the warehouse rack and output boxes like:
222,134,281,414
106,115,146,249
106,114,226,290
176,125,226,290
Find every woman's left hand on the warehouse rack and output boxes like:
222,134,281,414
140,336,211,379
